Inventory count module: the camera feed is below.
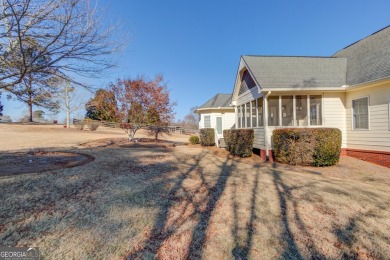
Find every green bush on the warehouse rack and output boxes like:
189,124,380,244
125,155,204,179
199,128,215,146
87,121,100,131
272,128,341,166
223,129,254,157
189,135,200,145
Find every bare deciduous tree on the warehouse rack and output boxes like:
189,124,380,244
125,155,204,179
59,80,86,128
0,0,126,89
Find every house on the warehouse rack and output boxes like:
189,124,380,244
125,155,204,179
196,93,235,147
231,25,390,167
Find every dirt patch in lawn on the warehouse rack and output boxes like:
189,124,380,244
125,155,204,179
80,137,177,149
0,150,94,176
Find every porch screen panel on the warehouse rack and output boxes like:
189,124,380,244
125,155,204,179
241,105,245,128
246,102,251,127
257,97,263,126
281,96,293,126
310,95,322,125
251,100,257,127
268,96,279,126
237,106,241,128
295,95,308,126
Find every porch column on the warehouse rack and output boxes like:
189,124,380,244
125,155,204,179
263,93,270,160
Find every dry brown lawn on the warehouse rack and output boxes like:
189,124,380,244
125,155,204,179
0,123,390,259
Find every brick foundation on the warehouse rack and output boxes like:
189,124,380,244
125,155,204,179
260,148,390,167
259,149,275,162
343,148,390,168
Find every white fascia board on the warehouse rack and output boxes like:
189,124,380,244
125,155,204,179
346,76,390,91
261,86,347,92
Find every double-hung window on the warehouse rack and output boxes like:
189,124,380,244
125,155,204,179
204,115,211,128
352,97,369,129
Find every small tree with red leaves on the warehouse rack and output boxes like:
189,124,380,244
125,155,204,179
112,75,175,141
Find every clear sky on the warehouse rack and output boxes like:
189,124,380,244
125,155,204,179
2,0,390,122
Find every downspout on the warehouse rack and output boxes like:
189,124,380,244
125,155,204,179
263,91,271,161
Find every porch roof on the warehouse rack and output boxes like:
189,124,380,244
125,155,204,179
242,55,347,90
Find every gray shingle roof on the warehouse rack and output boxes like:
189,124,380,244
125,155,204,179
242,56,347,89
333,25,390,85
198,93,232,109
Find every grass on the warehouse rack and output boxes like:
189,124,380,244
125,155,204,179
0,143,390,259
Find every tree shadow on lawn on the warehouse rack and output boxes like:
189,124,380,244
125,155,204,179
1,145,390,259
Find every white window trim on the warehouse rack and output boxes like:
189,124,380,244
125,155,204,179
203,114,211,128
351,96,370,131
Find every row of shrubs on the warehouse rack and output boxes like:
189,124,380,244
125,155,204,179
74,120,100,131
189,128,254,158
272,128,341,166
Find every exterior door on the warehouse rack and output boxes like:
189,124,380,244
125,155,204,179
216,117,223,138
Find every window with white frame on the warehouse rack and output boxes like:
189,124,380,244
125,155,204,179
204,115,211,128
352,97,369,129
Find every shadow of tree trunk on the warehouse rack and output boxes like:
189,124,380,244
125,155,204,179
231,166,260,260
185,157,234,259
272,168,327,259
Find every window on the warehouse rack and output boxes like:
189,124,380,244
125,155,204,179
295,95,308,126
281,96,293,126
241,105,245,128
246,102,251,127
353,97,369,129
237,106,241,128
251,100,257,127
257,97,263,126
204,115,211,128
310,95,322,126
268,96,280,126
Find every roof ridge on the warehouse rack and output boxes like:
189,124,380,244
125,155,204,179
333,24,390,55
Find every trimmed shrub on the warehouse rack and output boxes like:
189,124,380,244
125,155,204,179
224,129,254,158
199,128,215,146
74,120,85,130
87,121,100,131
189,135,200,145
272,128,341,166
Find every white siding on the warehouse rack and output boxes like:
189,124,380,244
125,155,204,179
345,83,390,152
323,92,347,148
253,128,265,149
237,87,262,106
198,109,236,137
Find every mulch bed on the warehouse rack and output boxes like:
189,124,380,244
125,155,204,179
79,138,177,149
186,144,264,165
0,150,94,176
